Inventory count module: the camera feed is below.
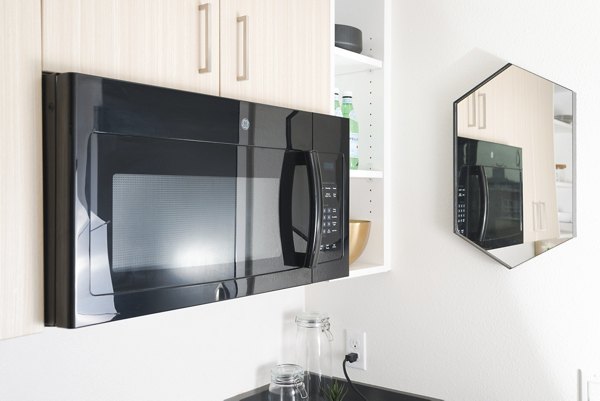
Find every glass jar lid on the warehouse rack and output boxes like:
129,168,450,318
295,312,330,328
271,364,304,385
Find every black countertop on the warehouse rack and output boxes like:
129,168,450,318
226,379,443,401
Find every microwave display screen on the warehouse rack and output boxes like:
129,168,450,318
323,161,336,173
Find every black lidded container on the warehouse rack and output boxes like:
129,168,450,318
335,24,363,54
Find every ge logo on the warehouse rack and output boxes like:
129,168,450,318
240,118,251,131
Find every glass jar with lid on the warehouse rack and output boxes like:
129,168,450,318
269,364,308,401
295,312,334,400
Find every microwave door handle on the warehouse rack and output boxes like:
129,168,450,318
305,151,323,268
476,166,490,244
279,150,304,267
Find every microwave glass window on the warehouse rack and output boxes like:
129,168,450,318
112,174,236,272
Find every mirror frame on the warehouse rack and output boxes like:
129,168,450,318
453,63,577,269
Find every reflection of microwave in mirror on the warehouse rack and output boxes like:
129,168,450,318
456,137,524,251
454,63,575,269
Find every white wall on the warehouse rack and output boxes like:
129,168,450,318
0,288,304,400
3,2,600,401
307,1,600,400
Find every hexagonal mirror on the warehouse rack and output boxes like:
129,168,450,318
454,63,576,268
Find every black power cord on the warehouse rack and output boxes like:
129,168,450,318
343,353,368,401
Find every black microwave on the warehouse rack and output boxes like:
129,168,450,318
456,137,523,250
43,72,349,328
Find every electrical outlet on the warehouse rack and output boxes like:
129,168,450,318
580,370,600,401
345,330,367,370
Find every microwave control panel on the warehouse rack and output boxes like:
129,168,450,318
456,184,466,235
319,183,342,263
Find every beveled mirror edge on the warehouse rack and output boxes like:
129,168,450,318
452,62,577,269
571,91,578,240
453,63,513,105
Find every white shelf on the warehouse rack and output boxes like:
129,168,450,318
556,181,573,188
334,46,383,75
350,262,390,277
554,119,573,135
333,262,390,281
350,169,384,179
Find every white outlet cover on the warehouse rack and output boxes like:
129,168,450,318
580,370,600,401
345,329,367,370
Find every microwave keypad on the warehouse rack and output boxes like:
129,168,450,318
457,185,466,235
319,184,342,262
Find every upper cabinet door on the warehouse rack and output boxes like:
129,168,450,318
42,0,220,95
219,0,330,113
1,0,44,340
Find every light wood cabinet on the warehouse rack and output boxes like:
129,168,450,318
43,0,330,113
0,0,44,340
219,0,330,113
43,0,221,95
499,67,557,242
527,78,558,241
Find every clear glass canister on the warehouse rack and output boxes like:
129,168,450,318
295,312,333,400
269,364,308,401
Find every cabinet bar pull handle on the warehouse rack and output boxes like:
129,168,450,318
467,93,476,127
237,15,249,81
539,202,546,231
198,3,211,73
533,201,547,232
478,92,487,129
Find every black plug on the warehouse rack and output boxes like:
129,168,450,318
342,353,367,400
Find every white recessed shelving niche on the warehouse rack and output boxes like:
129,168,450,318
331,0,392,278
349,170,384,179
334,47,383,75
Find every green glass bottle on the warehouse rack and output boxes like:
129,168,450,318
341,91,359,169
333,88,343,117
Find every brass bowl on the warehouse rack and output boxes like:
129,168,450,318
349,220,371,265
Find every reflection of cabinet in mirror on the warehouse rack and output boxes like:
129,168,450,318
457,66,558,243
333,0,391,278
461,89,491,133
